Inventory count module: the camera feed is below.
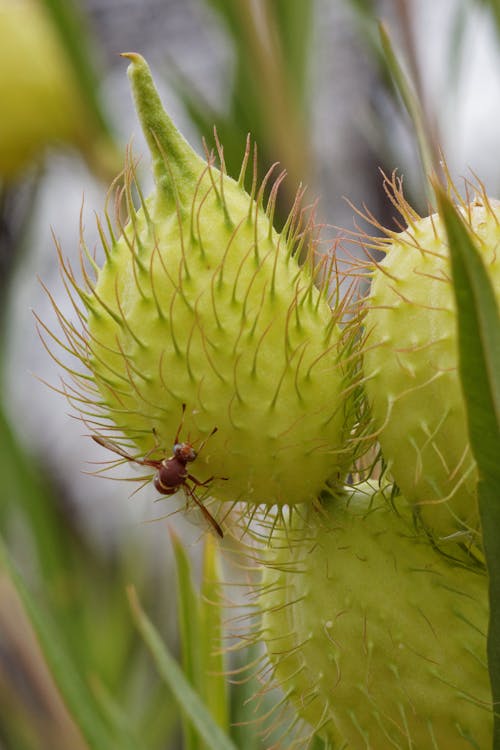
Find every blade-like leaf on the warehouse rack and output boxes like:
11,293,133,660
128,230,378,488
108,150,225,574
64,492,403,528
171,530,203,750
127,586,238,750
435,186,500,746
229,644,264,750
167,0,313,214
0,403,67,581
200,535,229,733
378,21,435,193
0,537,137,750
480,0,500,40
40,0,114,138
434,189,500,475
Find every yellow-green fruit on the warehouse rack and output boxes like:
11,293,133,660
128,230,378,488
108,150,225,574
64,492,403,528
259,485,490,748
67,55,352,509
363,193,500,548
0,0,90,178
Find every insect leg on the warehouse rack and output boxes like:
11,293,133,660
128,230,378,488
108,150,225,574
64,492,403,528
187,473,215,487
91,435,160,469
184,485,223,538
187,473,228,486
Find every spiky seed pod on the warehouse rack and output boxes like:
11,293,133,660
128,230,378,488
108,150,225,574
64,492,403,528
258,484,490,749
358,175,500,552
44,54,358,522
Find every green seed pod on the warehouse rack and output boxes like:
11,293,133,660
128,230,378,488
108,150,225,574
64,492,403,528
258,485,490,748
46,54,356,528
0,0,114,179
361,175,500,551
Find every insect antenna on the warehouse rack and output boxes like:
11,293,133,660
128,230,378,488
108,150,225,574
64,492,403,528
195,425,218,455
174,402,187,444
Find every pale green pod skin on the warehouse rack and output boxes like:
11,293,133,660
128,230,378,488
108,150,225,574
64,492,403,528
0,0,88,178
363,196,500,548
82,55,351,508
260,486,490,748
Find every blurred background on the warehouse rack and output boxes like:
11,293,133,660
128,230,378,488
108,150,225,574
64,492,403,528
1,0,500,748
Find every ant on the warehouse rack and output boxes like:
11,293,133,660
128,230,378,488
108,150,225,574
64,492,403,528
91,404,223,537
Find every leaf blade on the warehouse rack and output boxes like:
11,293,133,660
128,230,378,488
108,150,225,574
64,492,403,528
0,537,130,750
200,535,229,734
171,530,203,750
435,187,500,745
378,21,435,194
435,189,500,476
127,586,238,750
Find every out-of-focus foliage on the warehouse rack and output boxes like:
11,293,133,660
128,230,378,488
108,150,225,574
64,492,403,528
167,0,313,222
0,0,85,179
478,0,500,36
0,0,117,181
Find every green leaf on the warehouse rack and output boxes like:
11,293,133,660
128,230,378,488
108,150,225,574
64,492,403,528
171,530,203,750
434,190,500,478
166,0,313,220
435,187,500,746
0,537,136,750
479,0,500,40
40,0,114,138
228,644,264,750
171,532,229,748
128,586,238,750
378,21,435,195
200,535,229,734
90,677,142,747
0,403,67,582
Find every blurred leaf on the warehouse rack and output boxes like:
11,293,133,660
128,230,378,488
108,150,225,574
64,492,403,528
171,531,203,750
0,402,67,582
0,401,135,680
0,402,157,738
309,735,336,750
128,585,238,750
229,643,264,750
0,180,41,342
172,531,229,748
166,0,314,222
40,0,113,138
435,187,500,745
477,0,500,38
200,535,229,734
90,677,141,747
39,0,120,179
378,21,435,193
347,0,377,13
136,681,180,750
270,0,314,111
0,536,140,750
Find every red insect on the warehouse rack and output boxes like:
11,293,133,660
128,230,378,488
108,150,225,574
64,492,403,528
91,405,223,537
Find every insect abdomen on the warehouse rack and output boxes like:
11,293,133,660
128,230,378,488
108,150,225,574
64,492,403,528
154,458,188,494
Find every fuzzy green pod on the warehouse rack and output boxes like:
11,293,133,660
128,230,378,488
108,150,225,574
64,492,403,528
0,0,85,177
361,178,500,550
0,0,115,179
258,485,490,748
48,54,355,526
